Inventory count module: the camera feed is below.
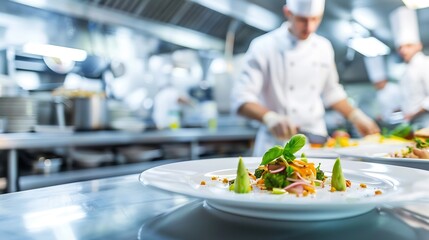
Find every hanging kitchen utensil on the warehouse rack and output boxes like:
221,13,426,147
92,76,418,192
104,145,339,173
43,56,75,74
79,55,109,79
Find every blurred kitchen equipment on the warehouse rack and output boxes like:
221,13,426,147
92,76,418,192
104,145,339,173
0,48,11,75
108,100,134,121
110,60,125,78
200,101,218,129
0,96,37,132
72,96,108,131
12,50,69,91
117,146,162,163
33,124,74,134
188,51,215,102
79,55,109,79
69,148,114,168
54,95,66,127
78,55,125,99
0,117,7,133
43,56,75,74
32,156,62,174
52,89,108,131
108,100,146,131
0,74,20,97
110,117,145,132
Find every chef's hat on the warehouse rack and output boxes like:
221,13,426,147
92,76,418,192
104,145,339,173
389,6,420,47
363,55,386,83
286,0,325,17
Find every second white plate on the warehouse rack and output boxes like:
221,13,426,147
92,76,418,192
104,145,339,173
334,143,429,170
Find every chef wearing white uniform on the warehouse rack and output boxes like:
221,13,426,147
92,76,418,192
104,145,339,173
390,7,429,129
232,0,379,156
363,55,402,123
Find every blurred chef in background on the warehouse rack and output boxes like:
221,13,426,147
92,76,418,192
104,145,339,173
232,0,379,156
363,55,402,124
390,6,429,129
152,74,193,130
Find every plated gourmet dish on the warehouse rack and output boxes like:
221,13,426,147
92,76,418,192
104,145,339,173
387,128,429,159
226,134,378,197
387,141,429,159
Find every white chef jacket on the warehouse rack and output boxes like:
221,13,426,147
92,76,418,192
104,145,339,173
400,52,429,115
399,52,429,129
376,82,402,122
232,22,347,156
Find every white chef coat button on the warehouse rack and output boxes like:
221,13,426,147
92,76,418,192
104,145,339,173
290,62,294,67
289,86,294,91
310,85,316,90
292,108,297,113
313,62,317,66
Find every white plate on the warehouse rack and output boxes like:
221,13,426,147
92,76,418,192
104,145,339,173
139,157,429,221
335,144,429,168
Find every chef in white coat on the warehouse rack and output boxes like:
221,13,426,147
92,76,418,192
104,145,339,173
232,0,380,156
363,55,402,123
390,6,429,129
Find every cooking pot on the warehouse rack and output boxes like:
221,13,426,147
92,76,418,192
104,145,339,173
71,96,108,131
35,91,108,131
50,89,108,131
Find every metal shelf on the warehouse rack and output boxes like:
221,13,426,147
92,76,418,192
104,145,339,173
0,127,256,192
19,159,179,190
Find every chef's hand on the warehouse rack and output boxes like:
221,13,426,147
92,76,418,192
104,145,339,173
262,111,298,140
347,109,380,136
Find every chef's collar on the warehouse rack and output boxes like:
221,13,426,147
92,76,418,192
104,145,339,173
282,22,314,47
409,51,424,65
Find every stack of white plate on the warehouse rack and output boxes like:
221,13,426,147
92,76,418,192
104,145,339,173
108,100,136,119
0,97,37,133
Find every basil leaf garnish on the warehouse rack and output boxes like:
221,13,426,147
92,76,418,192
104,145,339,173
261,145,283,165
284,134,306,154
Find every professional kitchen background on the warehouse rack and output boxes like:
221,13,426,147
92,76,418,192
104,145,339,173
0,0,428,192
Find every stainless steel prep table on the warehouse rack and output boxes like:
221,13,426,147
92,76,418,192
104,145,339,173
0,174,428,240
0,128,257,192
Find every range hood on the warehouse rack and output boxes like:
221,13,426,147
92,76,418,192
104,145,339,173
9,0,282,53
11,0,428,83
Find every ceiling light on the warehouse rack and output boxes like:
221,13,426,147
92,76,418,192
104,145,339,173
402,0,429,9
348,37,390,57
22,43,87,62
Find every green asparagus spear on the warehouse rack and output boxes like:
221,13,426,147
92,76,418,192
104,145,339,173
234,157,251,193
331,158,346,191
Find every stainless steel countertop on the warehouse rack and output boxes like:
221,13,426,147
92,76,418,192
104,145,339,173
0,174,428,240
0,127,257,150
1,127,257,193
